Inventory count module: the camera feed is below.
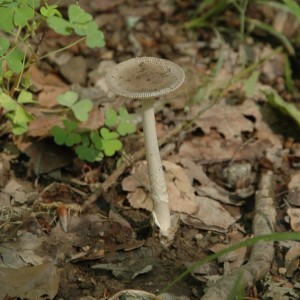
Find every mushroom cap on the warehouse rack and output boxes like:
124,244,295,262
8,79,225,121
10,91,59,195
105,57,185,99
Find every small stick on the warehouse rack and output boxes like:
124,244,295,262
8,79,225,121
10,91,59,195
201,170,276,300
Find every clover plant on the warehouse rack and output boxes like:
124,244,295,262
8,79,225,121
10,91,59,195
51,91,137,162
0,0,104,132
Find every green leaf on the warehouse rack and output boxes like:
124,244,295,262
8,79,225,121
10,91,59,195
65,132,81,146
76,144,101,162
0,7,14,32
71,99,93,122
244,70,260,98
68,4,92,24
51,125,68,145
12,122,28,135
86,22,105,48
264,87,300,127
86,29,105,48
47,16,72,35
105,108,118,127
282,0,300,23
40,4,62,17
62,118,78,132
91,131,103,150
100,128,122,156
57,91,78,107
0,92,17,111
17,90,36,104
0,37,9,56
13,105,33,124
71,22,88,36
21,0,41,8
6,48,24,73
117,107,136,136
14,5,34,27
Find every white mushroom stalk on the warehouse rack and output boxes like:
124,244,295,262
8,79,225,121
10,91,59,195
105,57,185,239
142,97,171,232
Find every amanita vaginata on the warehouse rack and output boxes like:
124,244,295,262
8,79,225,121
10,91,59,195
105,57,185,238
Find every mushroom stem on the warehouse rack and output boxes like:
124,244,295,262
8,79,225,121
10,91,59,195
142,98,171,233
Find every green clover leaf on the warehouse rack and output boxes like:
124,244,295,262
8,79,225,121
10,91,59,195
100,128,122,156
104,108,118,127
47,16,72,35
68,4,92,24
0,7,14,32
71,99,93,122
0,37,9,56
51,119,81,146
14,5,34,27
12,122,28,135
6,48,24,73
117,107,136,136
0,92,18,111
86,21,105,48
13,105,33,124
76,144,103,162
57,91,78,107
17,90,36,104
51,125,68,145
65,132,81,147
91,131,103,150
40,4,62,18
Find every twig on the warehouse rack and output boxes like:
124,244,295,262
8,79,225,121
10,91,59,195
201,170,276,300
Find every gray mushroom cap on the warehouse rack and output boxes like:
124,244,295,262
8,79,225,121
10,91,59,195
105,57,185,99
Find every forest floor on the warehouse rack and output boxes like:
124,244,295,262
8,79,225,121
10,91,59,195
1,0,300,299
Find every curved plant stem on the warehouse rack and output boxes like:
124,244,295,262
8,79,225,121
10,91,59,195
38,37,86,60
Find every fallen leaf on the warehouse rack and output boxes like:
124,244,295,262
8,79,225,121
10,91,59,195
2,178,28,204
122,161,197,214
287,172,300,206
285,243,300,278
0,261,59,299
180,196,237,232
25,140,74,174
30,65,69,108
287,208,300,232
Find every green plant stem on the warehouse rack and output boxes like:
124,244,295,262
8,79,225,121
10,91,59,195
161,232,300,293
38,37,86,60
246,17,295,55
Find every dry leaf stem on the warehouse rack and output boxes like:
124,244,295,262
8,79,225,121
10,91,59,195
201,170,276,300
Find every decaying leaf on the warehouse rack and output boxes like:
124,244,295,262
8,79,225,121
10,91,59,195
180,196,238,232
30,65,69,108
285,243,300,278
287,208,300,232
0,261,59,299
2,178,28,204
92,260,153,281
287,172,300,206
122,160,197,214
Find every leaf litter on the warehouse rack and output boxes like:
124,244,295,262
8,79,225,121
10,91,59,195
2,0,300,299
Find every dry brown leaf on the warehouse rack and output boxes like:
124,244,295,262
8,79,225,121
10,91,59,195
28,114,62,137
30,65,69,108
25,140,74,174
193,99,256,141
122,161,197,214
180,196,237,232
285,243,300,278
0,261,59,299
287,172,300,206
79,107,104,130
287,208,300,232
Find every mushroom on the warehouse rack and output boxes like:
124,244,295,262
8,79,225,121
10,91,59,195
105,57,185,238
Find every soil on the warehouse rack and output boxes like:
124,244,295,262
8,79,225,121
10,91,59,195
1,0,300,299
